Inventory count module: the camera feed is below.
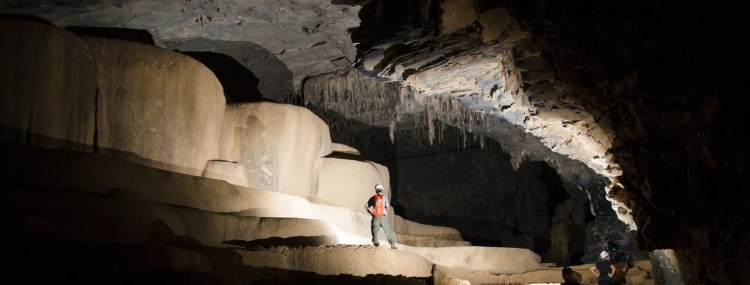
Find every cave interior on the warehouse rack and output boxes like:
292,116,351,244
0,0,745,284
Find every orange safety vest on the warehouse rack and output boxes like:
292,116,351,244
372,194,387,217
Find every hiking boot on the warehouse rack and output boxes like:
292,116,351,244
391,244,398,249
373,243,380,247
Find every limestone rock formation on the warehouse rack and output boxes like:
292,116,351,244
548,221,572,266
316,156,389,211
202,160,250,187
237,246,433,278
1,141,548,276
331,143,361,155
219,102,332,196
0,18,97,151
83,36,225,176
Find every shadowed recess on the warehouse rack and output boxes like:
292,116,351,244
164,38,293,103
224,235,339,249
0,13,53,25
65,26,155,46
331,0,369,5
181,51,263,103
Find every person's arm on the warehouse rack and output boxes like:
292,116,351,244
384,197,390,214
590,266,599,277
609,264,616,277
365,200,373,215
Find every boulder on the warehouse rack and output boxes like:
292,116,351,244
82,36,225,176
0,18,96,151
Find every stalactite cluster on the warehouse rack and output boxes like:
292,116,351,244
303,67,406,127
303,67,487,149
417,95,485,147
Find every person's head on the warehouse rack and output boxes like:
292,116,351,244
603,235,610,241
600,251,610,260
375,184,384,194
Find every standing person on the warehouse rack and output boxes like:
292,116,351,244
590,251,616,285
364,184,397,249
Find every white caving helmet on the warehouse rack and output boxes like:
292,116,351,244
375,184,384,192
600,251,610,260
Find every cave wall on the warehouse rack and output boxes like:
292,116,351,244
385,125,612,266
389,129,554,247
511,2,745,284
350,0,746,284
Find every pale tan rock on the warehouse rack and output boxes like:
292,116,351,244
218,102,332,197
315,157,387,211
393,214,464,241
433,264,472,285
235,245,433,278
1,144,473,252
397,233,471,247
331,143,360,155
439,265,568,285
5,145,540,277
5,185,340,247
0,145,272,213
82,36,225,176
437,260,656,285
0,18,96,151
406,246,544,274
202,160,250,187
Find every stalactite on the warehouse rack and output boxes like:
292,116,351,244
303,67,495,151
389,119,396,144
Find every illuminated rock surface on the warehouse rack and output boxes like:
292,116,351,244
83,36,225,176
219,102,332,197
